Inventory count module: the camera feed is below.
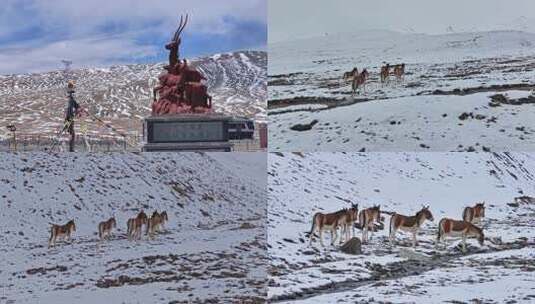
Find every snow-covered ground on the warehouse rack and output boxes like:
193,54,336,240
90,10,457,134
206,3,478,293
1,152,267,303
268,152,535,303
268,30,535,151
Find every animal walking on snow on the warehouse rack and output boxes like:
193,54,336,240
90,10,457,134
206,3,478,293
48,220,76,248
98,217,117,241
389,205,433,247
437,218,484,252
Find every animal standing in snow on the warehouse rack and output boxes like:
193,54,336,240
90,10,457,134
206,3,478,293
359,205,381,243
98,217,117,241
389,205,434,247
48,220,76,248
159,211,168,230
146,210,169,239
339,204,359,242
352,69,369,95
127,210,148,241
462,202,485,225
393,63,405,81
437,218,484,252
308,209,350,246
380,63,391,83
343,67,359,81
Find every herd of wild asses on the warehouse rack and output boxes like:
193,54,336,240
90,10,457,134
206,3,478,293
47,210,168,248
309,202,486,252
343,63,406,95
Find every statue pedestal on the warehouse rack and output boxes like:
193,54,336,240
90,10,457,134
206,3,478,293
142,114,232,152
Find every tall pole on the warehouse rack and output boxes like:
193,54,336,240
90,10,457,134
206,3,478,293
61,60,77,152
61,60,72,82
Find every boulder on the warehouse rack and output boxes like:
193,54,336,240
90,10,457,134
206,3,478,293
340,237,362,255
290,119,319,131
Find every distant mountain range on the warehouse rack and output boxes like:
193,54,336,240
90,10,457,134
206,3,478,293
0,50,266,138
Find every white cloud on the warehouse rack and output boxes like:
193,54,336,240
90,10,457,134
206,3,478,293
4,0,265,38
269,0,535,43
0,35,157,74
0,0,266,74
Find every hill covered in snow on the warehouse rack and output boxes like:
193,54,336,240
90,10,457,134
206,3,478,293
1,152,267,303
268,30,535,151
0,50,266,139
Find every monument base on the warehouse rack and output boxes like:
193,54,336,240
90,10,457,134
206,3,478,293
142,141,232,152
142,114,233,152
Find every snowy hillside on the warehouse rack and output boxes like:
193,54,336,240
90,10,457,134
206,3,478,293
268,30,535,151
1,152,267,303
268,152,535,303
0,50,266,139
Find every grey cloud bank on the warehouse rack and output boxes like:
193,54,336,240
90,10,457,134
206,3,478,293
269,0,535,43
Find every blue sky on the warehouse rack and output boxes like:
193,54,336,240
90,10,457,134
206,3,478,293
0,0,266,74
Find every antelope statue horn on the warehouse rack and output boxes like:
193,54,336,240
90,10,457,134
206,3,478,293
172,15,183,41
173,13,189,42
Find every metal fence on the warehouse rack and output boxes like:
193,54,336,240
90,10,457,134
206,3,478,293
0,132,265,152
230,138,264,152
0,134,142,152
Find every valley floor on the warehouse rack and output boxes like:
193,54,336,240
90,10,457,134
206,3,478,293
268,152,535,303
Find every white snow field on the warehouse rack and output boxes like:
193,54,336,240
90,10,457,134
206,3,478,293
268,30,535,151
0,152,267,303
268,152,535,303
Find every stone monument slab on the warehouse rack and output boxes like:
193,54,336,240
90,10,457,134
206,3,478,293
142,114,232,152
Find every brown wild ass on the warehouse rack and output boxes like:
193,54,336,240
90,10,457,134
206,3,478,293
389,205,434,247
159,211,168,230
352,69,369,95
380,64,391,83
146,211,169,239
98,217,117,241
308,208,349,246
462,202,485,225
393,63,405,81
359,205,381,243
437,218,484,252
340,204,359,242
127,210,148,241
343,68,358,81
48,220,76,248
